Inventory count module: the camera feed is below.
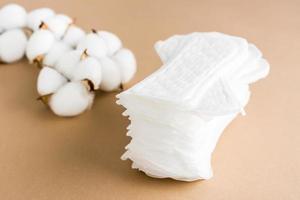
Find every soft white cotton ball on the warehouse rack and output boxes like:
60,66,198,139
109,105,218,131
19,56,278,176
113,48,137,84
55,50,82,78
49,81,94,117
0,29,27,63
97,31,122,55
37,67,68,96
27,8,55,31
76,32,107,59
26,29,55,62
44,14,72,39
0,4,27,30
98,57,122,91
62,25,85,47
55,14,72,24
43,41,71,67
71,57,102,90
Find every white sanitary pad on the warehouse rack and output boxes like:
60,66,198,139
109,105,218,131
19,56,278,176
117,32,269,181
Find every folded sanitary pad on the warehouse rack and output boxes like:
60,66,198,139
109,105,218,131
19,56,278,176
117,32,269,181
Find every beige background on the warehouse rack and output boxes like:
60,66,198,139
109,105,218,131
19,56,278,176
0,0,299,199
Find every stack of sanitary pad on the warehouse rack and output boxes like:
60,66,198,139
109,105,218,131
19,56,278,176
117,32,269,181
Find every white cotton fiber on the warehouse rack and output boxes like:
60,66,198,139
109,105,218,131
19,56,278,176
114,48,137,84
97,30,122,55
54,50,82,78
0,4,27,30
26,29,55,62
27,8,55,31
98,57,122,91
76,32,107,59
62,25,85,47
71,57,102,89
37,66,67,96
43,41,71,67
0,29,27,63
44,14,72,39
49,81,94,117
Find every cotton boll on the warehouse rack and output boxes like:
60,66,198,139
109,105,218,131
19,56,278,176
62,25,85,47
44,14,72,39
76,33,107,59
55,14,72,24
43,41,71,67
113,48,137,84
0,29,27,63
97,31,122,55
27,8,55,31
55,50,82,78
98,57,122,91
37,67,67,96
26,29,55,63
49,81,94,117
72,57,102,89
0,4,27,30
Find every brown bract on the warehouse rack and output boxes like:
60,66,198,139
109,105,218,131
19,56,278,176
39,21,48,30
80,49,88,60
22,27,33,38
37,93,52,106
33,55,44,68
81,79,95,92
